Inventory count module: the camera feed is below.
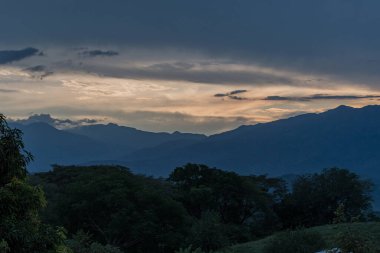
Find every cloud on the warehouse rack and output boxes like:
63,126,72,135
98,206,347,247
264,94,380,102
230,90,248,95
228,95,249,101
75,60,295,85
23,65,54,79
10,110,254,135
148,62,195,71
79,50,119,57
24,65,46,72
121,111,254,134
0,88,18,93
215,90,247,97
3,1,380,86
12,114,98,129
264,96,308,102
0,48,40,64
214,90,249,100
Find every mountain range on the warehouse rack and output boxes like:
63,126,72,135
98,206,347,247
9,105,380,207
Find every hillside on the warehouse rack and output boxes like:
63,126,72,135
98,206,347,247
10,120,206,172
122,105,380,179
228,222,380,253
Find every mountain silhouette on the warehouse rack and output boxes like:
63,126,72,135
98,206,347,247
10,105,380,207
123,105,380,180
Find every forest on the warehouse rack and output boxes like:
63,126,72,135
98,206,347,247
1,114,379,253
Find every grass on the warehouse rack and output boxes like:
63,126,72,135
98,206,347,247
226,222,380,253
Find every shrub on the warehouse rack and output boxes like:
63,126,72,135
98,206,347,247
175,245,236,253
66,231,123,253
0,240,9,253
176,246,204,253
263,229,326,253
186,211,231,252
334,225,378,253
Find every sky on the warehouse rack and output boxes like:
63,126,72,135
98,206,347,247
2,0,380,134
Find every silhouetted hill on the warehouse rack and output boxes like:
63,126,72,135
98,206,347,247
10,121,206,172
67,123,206,153
9,122,107,171
122,105,380,180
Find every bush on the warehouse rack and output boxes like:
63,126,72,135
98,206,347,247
186,211,230,252
263,229,326,253
176,246,204,253
334,225,378,253
175,245,236,253
0,240,9,253
66,231,123,253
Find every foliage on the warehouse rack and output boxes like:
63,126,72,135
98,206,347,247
0,114,69,253
169,163,285,237
334,224,379,253
34,165,190,253
276,168,373,228
176,246,205,253
0,240,9,253
186,211,230,252
0,114,32,186
176,245,236,253
263,229,326,253
66,230,123,253
333,203,347,224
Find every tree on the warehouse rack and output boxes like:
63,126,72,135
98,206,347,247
186,211,230,252
0,114,68,253
275,168,374,228
34,165,190,253
169,164,285,237
0,114,32,186
66,230,124,253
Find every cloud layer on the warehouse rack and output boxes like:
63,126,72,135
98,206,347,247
79,50,119,57
2,1,380,84
0,48,40,64
11,114,98,129
2,2,380,133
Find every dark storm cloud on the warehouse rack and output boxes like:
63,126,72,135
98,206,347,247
0,48,40,64
264,94,380,102
3,1,380,85
79,50,119,57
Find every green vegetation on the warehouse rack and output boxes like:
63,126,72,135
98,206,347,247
0,113,379,253
263,229,326,253
32,165,190,253
275,168,373,228
230,222,380,253
0,114,69,253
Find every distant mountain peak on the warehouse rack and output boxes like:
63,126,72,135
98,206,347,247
333,105,354,111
